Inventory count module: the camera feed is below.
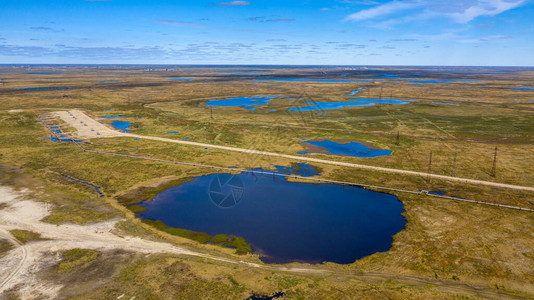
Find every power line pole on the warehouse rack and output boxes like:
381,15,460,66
452,147,458,177
427,151,433,183
210,106,213,119
491,146,498,177
395,131,400,146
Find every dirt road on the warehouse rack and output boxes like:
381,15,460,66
52,110,534,192
0,186,527,299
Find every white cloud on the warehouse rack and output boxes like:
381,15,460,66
460,34,511,42
344,1,422,22
345,0,526,24
448,0,525,23
218,1,250,7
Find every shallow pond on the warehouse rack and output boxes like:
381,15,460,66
343,88,366,96
349,98,410,104
13,87,68,91
298,139,392,158
111,121,131,132
408,79,482,83
253,78,371,83
205,96,285,111
286,101,373,111
137,166,406,264
509,88,534,91
100,116,125,119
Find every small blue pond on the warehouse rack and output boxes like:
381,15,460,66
111,121,131,132
13,87,68,91
25,72,63,75
273,163,320,177
100,116,125,119
298,139,392,158
137,165,406,264
509,88,534,91
219,71,269,74
205,96,285,111
96,80,120,83
287,101,373,111
431,102,459,106
408,79,482,83
46,135,84,143
349,98,410,104
344,88,366,96
429,70,512,74
168,78,194,81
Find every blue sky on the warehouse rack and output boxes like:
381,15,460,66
1,0,533,65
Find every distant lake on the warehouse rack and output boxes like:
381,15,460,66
287,101,373,111
253,78,371,83
408,79,482,83
298,139,392,158
205,96,287,111
428,70,512,74
13,87,68,91
287,98,411,111
167,78,194,81
349,98,410,104
100,116,125,119
137,166,406,264
25,72,63,75
219,71,270,74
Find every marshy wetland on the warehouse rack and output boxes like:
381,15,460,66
1,65,534,298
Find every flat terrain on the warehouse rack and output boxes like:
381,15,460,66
0,65,533,299
53,109,534,194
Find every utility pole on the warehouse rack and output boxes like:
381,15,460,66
379,86,383,99
491,146,498,177
427,151,433,183
451,147,458,177
395,131,400,146
210,106,213,119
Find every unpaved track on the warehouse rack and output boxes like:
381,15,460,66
0,186,322,297
0,228,26,291
53,110,534,192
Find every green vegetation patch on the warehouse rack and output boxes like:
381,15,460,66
142,220,252,254
211,234,252,254
116,177,193,206
0,239,14,258
57,248,100,273
9,229,45,244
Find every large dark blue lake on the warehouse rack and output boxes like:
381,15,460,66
137,168,406,264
